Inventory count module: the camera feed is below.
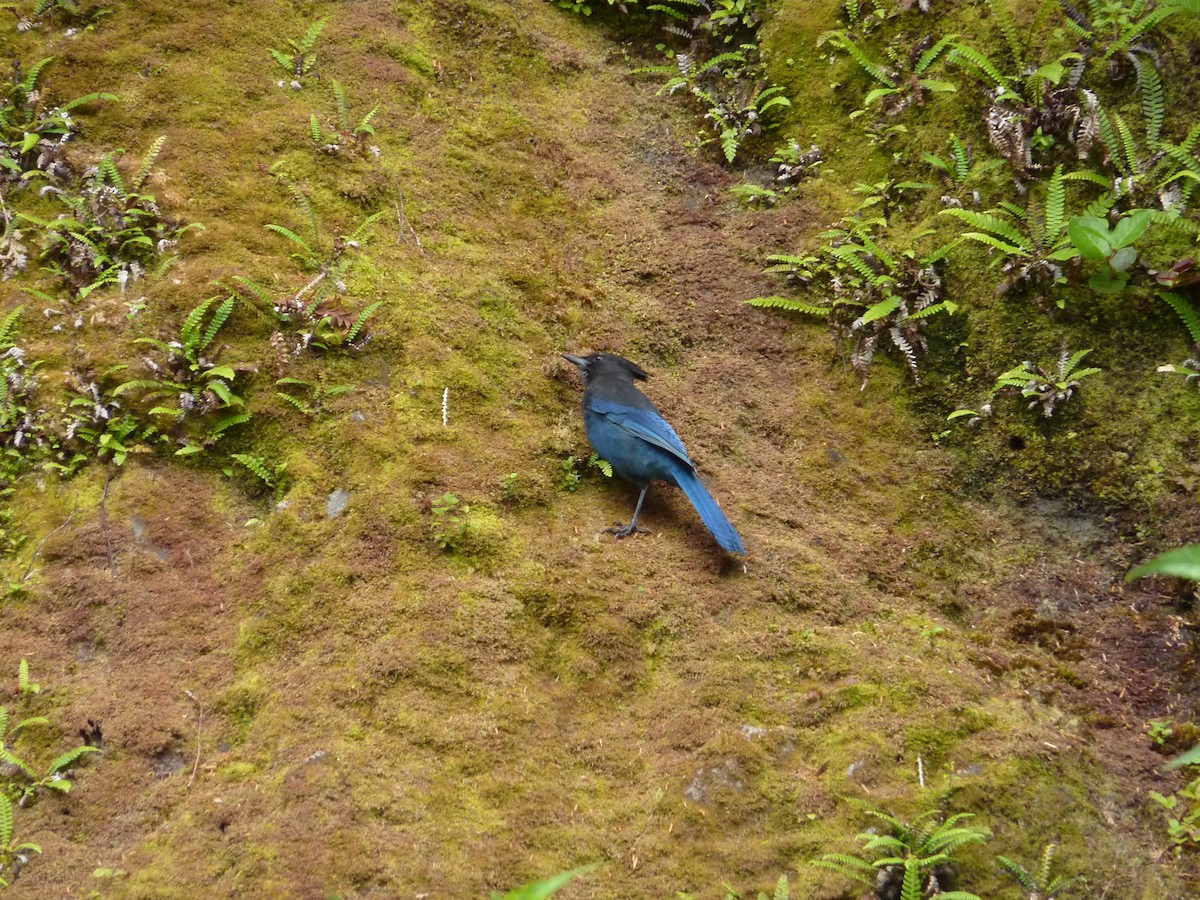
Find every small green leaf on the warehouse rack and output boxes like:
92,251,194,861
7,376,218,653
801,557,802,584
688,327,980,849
1088,268,1128,294
1108,246,1137,273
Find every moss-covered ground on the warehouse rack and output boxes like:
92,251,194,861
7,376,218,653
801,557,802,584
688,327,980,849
1,0,1199,897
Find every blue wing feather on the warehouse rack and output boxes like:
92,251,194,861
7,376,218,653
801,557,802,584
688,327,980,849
590,398,692,465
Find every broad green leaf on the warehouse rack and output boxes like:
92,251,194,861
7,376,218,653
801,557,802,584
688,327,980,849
1109,209,1154,248
490,864,598,900
1126,544,1200,581
1164,742,1200,771
1067,216,1113,260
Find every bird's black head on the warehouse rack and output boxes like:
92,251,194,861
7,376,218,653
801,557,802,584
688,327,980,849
562,352,649,385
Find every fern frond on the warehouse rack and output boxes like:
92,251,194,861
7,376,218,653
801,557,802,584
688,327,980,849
347,301,383,342
275,392,311,413
48,744,99,775
201,296,235,350
21,56,55,94
950,133,969,183
646,4,693,22
957,232,1029,256
828,244,885,282
1094,105,1126,174
1134,57,1164,146
332,79,348,129
230,453,276,487
0,793,12,846
996,200,1028,219
309,113,322,144
820,31,897,87
720,127,740,164
810,855,875,886
1045,165,1066,242
1083,192,1116,218
987,0,1024,68
346,211,383,243
58,91,118,113
1062,170,1110,187
948,43,1012,91
0,306,23,349
180,296,219,348
265,224,317,259
1105,7,1177,60
230,276,276,310
915,33,959,74
939,209,1030,248
209,412,251,438
747,296,832,316
860,295,901,325
1161,292,1200,344
1113,110,1140,175
297,16,329,54
698,52,747,74
97,156,124,193
132,135,167,192
356,105,381,135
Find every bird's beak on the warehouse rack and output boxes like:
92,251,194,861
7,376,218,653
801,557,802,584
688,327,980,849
562,354,587,370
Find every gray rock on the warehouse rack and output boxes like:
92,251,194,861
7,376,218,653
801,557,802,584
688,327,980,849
326,489,351,519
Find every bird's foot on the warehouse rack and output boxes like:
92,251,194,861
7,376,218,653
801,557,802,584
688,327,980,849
605,522,652,540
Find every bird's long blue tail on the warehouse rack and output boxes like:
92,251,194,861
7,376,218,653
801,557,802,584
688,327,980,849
673,465,745,555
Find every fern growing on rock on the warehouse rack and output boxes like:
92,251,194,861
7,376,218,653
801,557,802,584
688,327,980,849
938,165,1084,302
812,806,989,899
749,220,955,387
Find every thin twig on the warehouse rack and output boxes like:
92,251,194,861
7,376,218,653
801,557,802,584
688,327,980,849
98,466,116,578
393,181,423,253
184,689,202,788
19,501,78,584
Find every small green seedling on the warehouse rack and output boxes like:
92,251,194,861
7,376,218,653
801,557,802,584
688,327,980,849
1067,209,1154,294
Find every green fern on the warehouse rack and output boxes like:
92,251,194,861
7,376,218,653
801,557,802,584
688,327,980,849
818,30,897,87
0,307,23,349
915,34,959,74
347,301,383,343
201,296,236,350
747,295,832,316
46,744,99,779
1104,6,1178,60
180,296,220,350
230,453,284,493
1161,292,1200,344
295,16,328,54
987,0,1024,69
938,210,1030,251
1135,58,1165,146
131,135,167,193
947,42,1014,92
1045,165,1067,243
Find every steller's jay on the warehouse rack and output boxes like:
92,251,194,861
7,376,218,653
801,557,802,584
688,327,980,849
563,352,745,555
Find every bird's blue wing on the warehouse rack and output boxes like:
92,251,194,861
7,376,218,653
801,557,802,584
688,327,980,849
590,397,692,465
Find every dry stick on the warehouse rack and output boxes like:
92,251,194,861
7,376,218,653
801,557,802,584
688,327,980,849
393,182,423,253
184,689,202,788
19,502,78,584
98,466,116,577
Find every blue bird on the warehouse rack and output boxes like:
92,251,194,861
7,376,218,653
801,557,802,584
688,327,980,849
563,352,745,555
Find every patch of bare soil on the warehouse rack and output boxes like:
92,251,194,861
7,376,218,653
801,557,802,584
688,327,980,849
2,468,248,890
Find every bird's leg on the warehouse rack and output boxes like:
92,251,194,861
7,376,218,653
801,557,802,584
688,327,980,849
607,485,652,539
